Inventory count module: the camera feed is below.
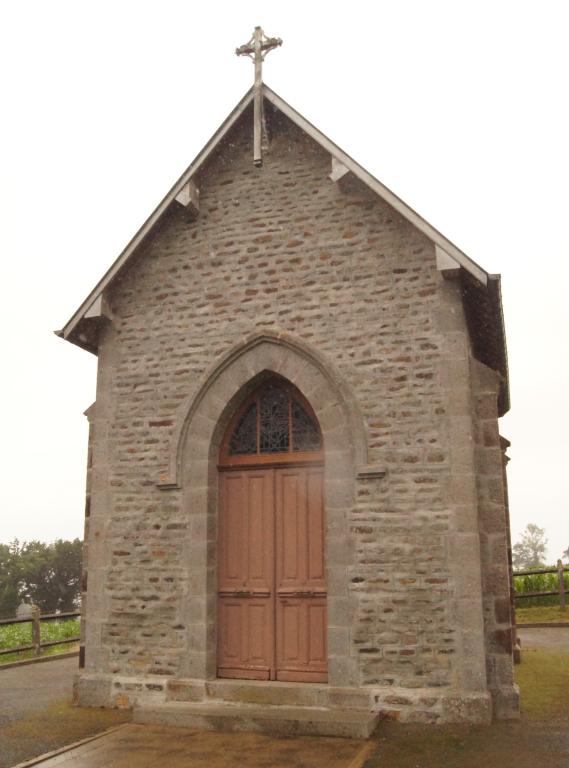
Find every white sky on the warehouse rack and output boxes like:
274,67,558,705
1,1,568,561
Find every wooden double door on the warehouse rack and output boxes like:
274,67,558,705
217,465,327,682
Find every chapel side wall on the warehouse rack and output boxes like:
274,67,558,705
74,324,124,707
75,109,505,720
470,359,520,718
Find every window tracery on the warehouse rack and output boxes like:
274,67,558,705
226,380,322,458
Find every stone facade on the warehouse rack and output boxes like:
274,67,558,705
70,100,518,725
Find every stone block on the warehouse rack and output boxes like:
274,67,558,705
73,672,113,708
442,692,492,724
328,626,350,656
492,684,520,720
166,678,207,702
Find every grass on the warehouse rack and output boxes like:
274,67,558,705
515,605,568,624
0,617,80,665
515,649,569,718
364,649,569,768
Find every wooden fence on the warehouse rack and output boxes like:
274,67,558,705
0,608,80,658
513,560,567,609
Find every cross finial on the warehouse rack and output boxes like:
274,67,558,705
236,27,282,166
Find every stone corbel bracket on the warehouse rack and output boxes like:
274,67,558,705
175,179,200,219
436,244,460,279
329,156,349,182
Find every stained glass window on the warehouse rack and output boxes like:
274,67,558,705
292,400,322,451
226,381,322,458
228,402,257,455
260,384,290,453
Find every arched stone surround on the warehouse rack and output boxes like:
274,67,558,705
171,331,369,683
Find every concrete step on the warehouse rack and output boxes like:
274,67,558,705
167,678,372,710
133,701,379,739
205,679,330,707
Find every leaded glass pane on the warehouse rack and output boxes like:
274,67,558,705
292,400,321,451
229,402,258,455
260,385,290,453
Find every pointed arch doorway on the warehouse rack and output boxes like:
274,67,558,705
217,376,327,683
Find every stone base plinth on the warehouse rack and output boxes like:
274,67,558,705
74,672,519,726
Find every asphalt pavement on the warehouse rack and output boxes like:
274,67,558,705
0,655,78,727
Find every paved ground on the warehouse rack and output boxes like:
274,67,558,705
0,657,78,727
1,634,568,768
7,723,373,768
517,627,569,651
0,657,129,768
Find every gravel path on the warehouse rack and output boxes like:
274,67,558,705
517,627,569,651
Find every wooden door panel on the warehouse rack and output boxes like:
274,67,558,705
277,470,305,588
307,601,327,665
219,472,245,586
246,473,273,592
218,597,273,679
218,470,274,679
276,468,325,593
276,597,327,681
275,467,327,682
218,471,273,593
306,470,326,586
218,465,326,683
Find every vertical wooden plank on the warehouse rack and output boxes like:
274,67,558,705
558,560,566,610
31,605,41,657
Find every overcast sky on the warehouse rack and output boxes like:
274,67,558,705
1,1,567,561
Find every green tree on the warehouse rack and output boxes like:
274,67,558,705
18,539,82,613
512,524,548,570
0,541,21,618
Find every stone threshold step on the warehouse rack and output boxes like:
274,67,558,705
134,702,379,739
200,680,370,709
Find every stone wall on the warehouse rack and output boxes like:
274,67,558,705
75,103,517,722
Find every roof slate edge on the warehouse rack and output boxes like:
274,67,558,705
263,87,488,286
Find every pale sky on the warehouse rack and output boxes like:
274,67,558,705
1,1,568,562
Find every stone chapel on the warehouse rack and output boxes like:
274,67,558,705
58,36,519,736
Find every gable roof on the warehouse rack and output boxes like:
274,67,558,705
56,84,509,413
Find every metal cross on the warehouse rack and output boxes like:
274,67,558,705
236,27,282,166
